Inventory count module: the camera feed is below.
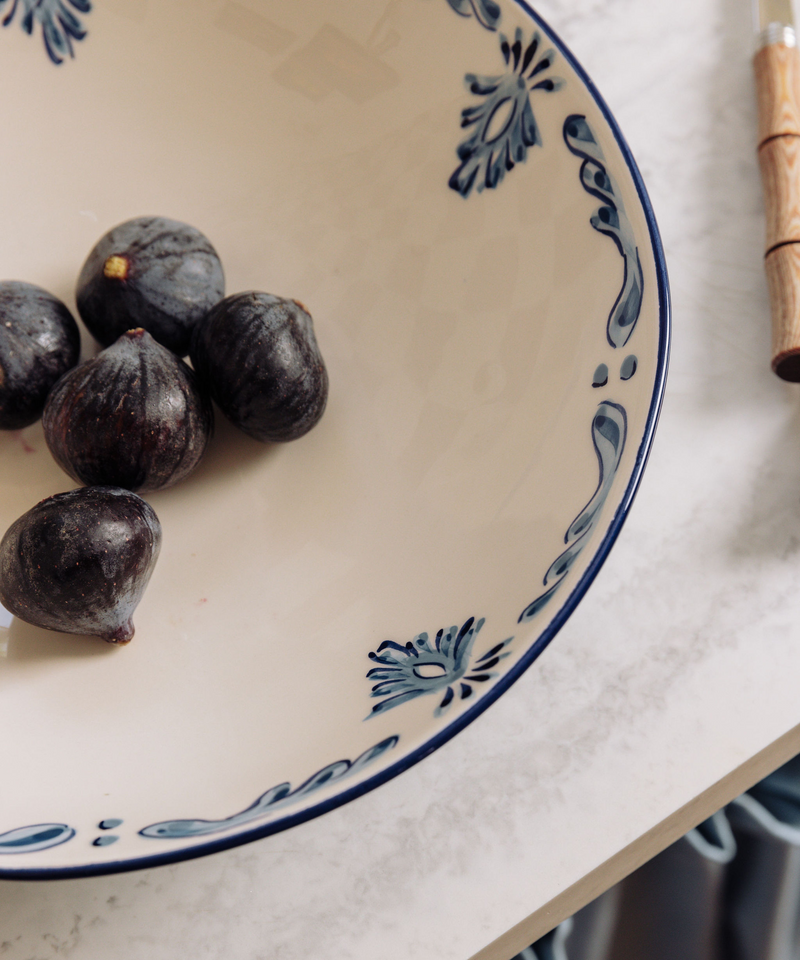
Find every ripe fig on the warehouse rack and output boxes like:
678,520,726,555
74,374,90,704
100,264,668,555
0,486,162,644
43,328,213,492
76,216,225,356
190,292,328,443
0,281,80,430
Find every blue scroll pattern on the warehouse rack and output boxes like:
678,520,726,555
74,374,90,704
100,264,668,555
563,114,643,349
449,27,563,197
0,0,91,64
0,822,75,853
140,736,399,839
517,114,645,623
519,402,627,623
366,617,514,718
446,0,501,30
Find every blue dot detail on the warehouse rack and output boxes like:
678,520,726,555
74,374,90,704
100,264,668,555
620,355,637,380
99,819,123,830
592,363,608,388
92,835,119,847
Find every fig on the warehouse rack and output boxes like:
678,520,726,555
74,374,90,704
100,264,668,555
0,486,162,644
190,292,328,443
76,216,225,356
0,281,80,430
43,328,213,492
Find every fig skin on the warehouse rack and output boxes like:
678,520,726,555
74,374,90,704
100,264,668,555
43,328,213,492
0,281,80,430
0,486,162,644
76,216,225,357
190,292,328,443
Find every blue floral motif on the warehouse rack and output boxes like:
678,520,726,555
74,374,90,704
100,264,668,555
449,27,564,198
140,736,399,839
446,0,501,31
0,822,75,853
367,617,514,717
620,354,638,381
519,402,627,622
98,818,123,830
517,116,643,622
592,363,609,388
92,835,119,847
0,0,91,65
563,115,643,349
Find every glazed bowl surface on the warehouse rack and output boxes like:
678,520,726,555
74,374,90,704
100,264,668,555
0,0,668,876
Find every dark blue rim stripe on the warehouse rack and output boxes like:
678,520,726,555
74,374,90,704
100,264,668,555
0,0,670,881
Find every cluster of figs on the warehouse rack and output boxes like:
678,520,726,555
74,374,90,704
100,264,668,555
0,216,328,645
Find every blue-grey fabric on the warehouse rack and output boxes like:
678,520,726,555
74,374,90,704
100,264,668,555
511,756,800,960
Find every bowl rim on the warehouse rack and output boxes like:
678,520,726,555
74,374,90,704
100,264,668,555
0,0,671,880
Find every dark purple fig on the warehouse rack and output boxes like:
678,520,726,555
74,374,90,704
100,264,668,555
43,328,213,492
0,281,80,430
0,486,162,644
76,216,225,357
190,292,328,443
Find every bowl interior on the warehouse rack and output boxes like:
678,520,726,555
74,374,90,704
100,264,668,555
0,0,667,873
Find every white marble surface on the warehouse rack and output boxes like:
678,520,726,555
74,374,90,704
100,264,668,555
7,0,800,957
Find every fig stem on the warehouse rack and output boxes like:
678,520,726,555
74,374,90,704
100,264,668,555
103,255,129,281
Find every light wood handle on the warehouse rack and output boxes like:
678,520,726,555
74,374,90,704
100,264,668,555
766,244,800,379
754,42,800,380
759,135,800,250
754,43,800,141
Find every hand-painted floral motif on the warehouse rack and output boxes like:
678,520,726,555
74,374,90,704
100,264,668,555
0,823,75,853
367,617,513,717
0,0,90,64
517,113,646,624
92,835,119,846
563,114,643,349
449,27,563,197
519,402,627,622
446,0,501,31
140,736,399,839
592,363,609,388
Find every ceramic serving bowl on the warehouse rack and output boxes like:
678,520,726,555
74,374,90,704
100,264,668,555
0,0,669,876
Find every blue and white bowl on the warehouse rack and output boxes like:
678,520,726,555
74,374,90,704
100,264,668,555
0,0,669,875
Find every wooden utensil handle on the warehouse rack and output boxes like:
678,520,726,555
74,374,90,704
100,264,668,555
754,42,800,380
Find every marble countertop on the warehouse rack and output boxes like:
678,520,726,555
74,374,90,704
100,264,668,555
7,0,800,957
